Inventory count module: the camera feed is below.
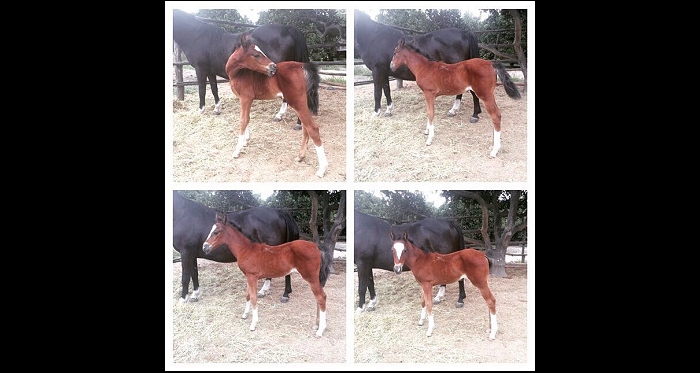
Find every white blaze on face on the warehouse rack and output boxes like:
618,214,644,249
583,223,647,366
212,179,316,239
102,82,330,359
393,242,405,260
254,45,269,59
207,224,216,240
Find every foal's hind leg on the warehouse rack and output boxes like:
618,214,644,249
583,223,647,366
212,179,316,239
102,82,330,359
308,281,327,337
423,94,437,145
295,110,328,178
232,97,253,158
476,92,502,157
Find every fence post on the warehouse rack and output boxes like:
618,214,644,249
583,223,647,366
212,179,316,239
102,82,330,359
174,42,184,101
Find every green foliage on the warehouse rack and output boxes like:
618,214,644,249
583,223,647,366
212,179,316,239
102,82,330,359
178,190,261,212
195,9,252,33
259,9,346,61
478,9,527,61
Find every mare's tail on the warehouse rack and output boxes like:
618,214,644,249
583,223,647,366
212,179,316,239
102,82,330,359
319,245,331,287
304,62,320,115
493,61,522,99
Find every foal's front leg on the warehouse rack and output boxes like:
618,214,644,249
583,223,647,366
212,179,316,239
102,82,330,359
418,283,435,336
242,276,259,331
423,94,436,146
233,98,253,158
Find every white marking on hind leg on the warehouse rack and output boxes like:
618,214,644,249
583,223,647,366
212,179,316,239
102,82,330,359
425,122,435,145
242,300,251,319
367,296,378,311
250,307,258,331
426,313,435,337
214,101,221,114
418,306,426,326
315,310,327,337
233,128,251,158
315,145,328,178
489,130,501,157
488,312,498,340
385,103,394,116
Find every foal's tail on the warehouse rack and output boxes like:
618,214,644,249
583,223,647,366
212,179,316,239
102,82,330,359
493,61,522,99
319,246,331,287
304,62,320,115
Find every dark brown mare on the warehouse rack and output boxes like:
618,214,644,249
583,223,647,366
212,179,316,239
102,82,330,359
225,33,328,177
390,230,498,340
203,213,331,337
389,38,522,157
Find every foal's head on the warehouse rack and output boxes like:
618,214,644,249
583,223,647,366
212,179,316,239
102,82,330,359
389,229,411,274
202,213,229,254
229,33,278,77
389,38,409,72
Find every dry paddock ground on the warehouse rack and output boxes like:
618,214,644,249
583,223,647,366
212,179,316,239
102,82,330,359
354,78,528,182
171,259,347,364
353,265,528,364
171,74,347,182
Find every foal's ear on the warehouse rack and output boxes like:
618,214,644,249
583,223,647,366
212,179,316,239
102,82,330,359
389,230,396,240
397,38,405,48
215,212,227,224
241,33,253,48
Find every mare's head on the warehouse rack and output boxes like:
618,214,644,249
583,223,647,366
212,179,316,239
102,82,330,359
228,33,278,77
389,38,410,72
389,229,411,274
202,212,229,254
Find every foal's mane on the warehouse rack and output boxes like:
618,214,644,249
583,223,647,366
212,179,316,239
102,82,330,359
399,39,436,62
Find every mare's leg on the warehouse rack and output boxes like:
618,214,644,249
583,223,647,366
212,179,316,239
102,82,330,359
366,273,378,310
423,93,436,145
281,274,292,303
479,93,502,158
295,110,328,178
232,97,253,158
356,264,372,311
469,90,482,123
178,253,197,303
383,77,394,116
194,68,208,113
208,73,221,114
456,279,466,308
448,94,462,117
244,275,260,331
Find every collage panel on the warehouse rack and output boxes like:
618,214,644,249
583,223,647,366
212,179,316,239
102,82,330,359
171,190,347,364
171,8,347,182
353,8,527,183
353,189,528,364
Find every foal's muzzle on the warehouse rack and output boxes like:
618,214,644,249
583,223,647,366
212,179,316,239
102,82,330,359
389,62,396,71
393,264,403,274
267,63,278,77
202,243,212,254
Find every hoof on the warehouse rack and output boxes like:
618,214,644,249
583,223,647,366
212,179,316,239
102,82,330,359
470,116,479,123
274,116,282,122
384,112,392,117
432,299,441,305
214,111,221,116
280,296,290,303
447,112,456,117
366,305,376,312
293,125,302,130
456,302,464,308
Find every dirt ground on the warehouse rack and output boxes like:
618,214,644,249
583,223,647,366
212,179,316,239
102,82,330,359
354,79,528,182
170,258,347,365
171,73,347,182
353,265,529,366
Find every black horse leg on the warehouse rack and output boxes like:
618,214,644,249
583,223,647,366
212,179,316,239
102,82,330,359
195,70,208,114
179,254,199,303
456,278,466,308
469,90,481,123
208,73,221,115
382,77,394,117
366,274,378,311
281,274,292,303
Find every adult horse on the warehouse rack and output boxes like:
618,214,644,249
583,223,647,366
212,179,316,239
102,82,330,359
354,210,467,312
172,9,309,129
172,191,300,303
390,38,522,157
354,10,482,120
